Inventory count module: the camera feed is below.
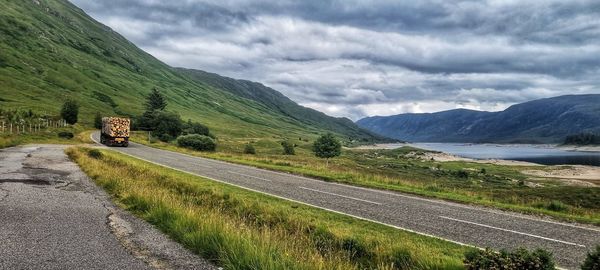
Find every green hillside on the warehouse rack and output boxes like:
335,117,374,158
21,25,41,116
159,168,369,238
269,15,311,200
0,0,383,143
176,68,389,142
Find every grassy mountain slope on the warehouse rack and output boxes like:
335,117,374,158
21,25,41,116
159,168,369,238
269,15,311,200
357,95,600,143
176,68,389,142
0,0,383,142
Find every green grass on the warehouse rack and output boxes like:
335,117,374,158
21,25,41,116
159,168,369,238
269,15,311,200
0,125,92,149
67,146,471,270
131,132,600,225
0,0,382,145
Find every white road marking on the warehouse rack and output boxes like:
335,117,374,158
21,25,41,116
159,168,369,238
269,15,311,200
439,216,586,247
91,133,600,234
227,171,272,182
327,182,600,233
86,137,483,249
298,186,382,205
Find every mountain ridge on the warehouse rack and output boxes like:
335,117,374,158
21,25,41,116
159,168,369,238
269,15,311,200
357,94,600,143
0,0,386,143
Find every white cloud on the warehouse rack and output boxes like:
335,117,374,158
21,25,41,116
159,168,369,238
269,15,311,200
72,0,600,120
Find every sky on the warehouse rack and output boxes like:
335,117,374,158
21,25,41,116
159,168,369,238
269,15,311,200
71,0,600,121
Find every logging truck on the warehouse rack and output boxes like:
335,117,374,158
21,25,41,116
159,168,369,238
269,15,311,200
100,117,130,147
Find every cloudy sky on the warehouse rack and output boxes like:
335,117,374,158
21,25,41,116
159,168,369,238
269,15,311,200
71,0,600,120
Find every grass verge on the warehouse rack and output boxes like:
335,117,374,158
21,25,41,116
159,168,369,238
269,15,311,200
67,146,472,270
0,125,93,149
130,132,600,225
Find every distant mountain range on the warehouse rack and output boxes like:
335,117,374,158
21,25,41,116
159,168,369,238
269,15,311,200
357,95,600,143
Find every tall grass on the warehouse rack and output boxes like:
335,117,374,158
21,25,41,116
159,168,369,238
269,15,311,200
129,133,600,225
67,147,470,270
0,126,92,149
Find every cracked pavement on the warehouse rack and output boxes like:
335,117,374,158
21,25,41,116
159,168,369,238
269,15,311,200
0,145,216,270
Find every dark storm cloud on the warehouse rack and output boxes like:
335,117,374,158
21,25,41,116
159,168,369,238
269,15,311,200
71,0,600,120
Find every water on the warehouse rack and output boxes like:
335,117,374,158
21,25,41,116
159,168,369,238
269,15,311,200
389,143,600,166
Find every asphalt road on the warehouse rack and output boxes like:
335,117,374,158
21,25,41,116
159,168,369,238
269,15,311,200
92,133,600,269
0,144,216,270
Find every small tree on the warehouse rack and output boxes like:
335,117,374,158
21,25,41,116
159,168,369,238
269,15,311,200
153,111,183,141
60,99,79,125
244,143,256,154
145,88,167,112
281,140,295,155
94,112,102,129
313,133,341,166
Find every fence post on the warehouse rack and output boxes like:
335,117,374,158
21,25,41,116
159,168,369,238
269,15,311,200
10,123,12,134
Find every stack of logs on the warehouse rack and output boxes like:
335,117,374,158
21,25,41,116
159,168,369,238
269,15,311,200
102,117,130,137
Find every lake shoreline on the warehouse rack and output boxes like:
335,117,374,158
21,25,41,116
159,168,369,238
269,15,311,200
352,142,600,167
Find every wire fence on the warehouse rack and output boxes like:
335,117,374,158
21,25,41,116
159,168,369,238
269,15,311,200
0,119,68,135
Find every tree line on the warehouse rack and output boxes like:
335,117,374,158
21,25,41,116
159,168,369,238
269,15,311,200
564,133,600,145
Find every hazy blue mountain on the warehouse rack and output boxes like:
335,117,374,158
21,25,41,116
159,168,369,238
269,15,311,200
357,95,600,143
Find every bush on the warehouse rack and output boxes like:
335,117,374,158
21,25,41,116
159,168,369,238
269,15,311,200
152,111,183,141
313,133,342,159
60,99,79,125
582,245,600,270
183,119,210,136
94,112,102,129
464,248,554,270
281,140,295,155
87,149,103,159
546,200,568,212
455,170,469,179
158,133,173,142
243,144,256,154
57,131,74,139
177,134,216,151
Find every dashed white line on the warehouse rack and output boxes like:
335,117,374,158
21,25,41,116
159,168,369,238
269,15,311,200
298,186,382,205
227,171,272,182
439,216,586,247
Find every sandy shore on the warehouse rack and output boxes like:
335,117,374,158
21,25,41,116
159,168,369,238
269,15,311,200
557,145,600,152
408,151,541,166
352,143,600,185
354,144,540,166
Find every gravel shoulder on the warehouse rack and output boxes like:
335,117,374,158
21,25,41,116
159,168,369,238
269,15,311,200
0,144,216,270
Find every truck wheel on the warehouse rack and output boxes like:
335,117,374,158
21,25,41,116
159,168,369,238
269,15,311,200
123,142,129,147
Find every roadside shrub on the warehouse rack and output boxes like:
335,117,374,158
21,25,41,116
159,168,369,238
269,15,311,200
94,112,102,129
158,133,173,142
87,149,103,159
57,131,74,139
546,200,568,212
243,143,256,154
183,119,210,136
464,248,554,270
177,134,216,151
313,133,342,165
455,170,469,179
281,140,295,155
153,111,183,141
60,99,79,125
581,245,600,270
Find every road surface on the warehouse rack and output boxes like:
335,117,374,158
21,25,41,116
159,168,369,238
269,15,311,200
0,144,216,270
91,133,600,269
